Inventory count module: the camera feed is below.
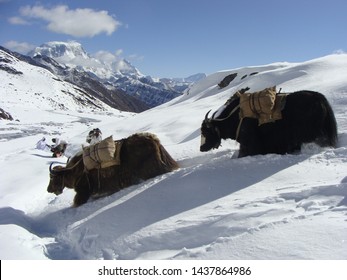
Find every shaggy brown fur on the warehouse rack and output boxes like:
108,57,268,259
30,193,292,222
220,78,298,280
47,133,179,206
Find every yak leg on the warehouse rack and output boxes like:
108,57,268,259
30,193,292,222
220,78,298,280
73,191,90,207
238,143,261,157
237,118,262,157
73,176,91,207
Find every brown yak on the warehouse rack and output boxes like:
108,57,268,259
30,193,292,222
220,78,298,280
47,133,179,206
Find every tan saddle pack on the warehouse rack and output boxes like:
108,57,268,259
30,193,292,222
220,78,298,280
82,135,122,170
238,86,287,125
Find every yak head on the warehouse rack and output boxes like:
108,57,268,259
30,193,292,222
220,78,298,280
47,163,67,195
200,92,242,152
47,154,84,195
200,110,222,152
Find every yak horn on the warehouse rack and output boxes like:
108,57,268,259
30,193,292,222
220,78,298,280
204,110,212,121
49,157,83,175
49,162,63,175
212,104,240,122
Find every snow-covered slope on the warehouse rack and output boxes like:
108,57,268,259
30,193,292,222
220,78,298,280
0,54,347,260
0,48,118,115
0,46,148,115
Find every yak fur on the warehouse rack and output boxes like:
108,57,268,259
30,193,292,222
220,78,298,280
47,133,179,206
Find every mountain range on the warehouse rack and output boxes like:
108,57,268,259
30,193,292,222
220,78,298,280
28,41,206,108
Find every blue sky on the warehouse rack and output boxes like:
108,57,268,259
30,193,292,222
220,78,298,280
1,0,346,78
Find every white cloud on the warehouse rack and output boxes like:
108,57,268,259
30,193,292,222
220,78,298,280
94,49,125,63
4,40,36,54
333,49,346,54
128,54,144,61
14,5,121,38
115,49,123,56
94,50,118,64
93,50,137,73
8,16,30,25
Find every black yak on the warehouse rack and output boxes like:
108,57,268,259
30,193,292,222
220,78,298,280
200,90,337,157
47,133,179,206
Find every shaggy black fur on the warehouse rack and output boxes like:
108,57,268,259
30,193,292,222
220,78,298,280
200,90,337,157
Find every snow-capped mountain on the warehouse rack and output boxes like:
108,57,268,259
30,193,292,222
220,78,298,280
31,41,90,62
29,41,204,107
29,41,141,78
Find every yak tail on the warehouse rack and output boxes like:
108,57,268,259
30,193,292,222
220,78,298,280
158,144,179,171
320,95,338,147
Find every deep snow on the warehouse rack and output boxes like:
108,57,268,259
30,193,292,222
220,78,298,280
1,54,347,260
